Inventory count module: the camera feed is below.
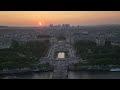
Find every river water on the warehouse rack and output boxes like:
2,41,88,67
16,72,53,79
68,71,120,79
2,71,120,79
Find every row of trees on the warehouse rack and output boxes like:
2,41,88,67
74,40,120,65
0,39,50,70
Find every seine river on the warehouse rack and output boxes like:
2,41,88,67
2,71,120,79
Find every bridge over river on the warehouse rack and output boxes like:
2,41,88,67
52,61,68,79
39,36,80,79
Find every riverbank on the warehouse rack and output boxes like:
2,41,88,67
68,65,120,72
1,64,120,77
0,64,53,77
0,69,53,77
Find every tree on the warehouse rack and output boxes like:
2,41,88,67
10,39,19,49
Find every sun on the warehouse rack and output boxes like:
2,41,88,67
38,21,42,26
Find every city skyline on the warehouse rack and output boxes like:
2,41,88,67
0,11,120,27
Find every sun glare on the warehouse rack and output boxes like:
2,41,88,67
38,21,42,26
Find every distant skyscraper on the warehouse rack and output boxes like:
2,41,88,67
62,24,65,27
49,24,53,27
57,24,61,28
62,24,70,28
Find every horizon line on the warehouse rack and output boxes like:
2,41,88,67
0,23,120,27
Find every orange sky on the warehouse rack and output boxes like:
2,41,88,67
0,11,120,26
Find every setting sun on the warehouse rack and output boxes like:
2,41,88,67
38,21,42,26
0,11,120,26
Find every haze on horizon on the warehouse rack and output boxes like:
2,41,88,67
0,11,120,27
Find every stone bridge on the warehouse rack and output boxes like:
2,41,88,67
40,59,79,79
39,36,80,79
52,62,68,79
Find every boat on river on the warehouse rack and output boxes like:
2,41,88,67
110,68,120,72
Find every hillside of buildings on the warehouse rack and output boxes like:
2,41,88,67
0,24,120,70
0,26,8,28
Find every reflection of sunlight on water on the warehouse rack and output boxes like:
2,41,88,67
57,52,65,59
